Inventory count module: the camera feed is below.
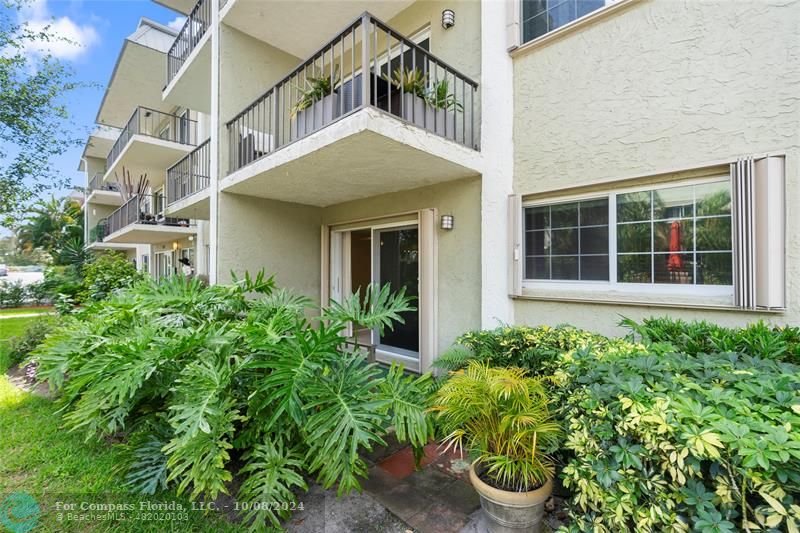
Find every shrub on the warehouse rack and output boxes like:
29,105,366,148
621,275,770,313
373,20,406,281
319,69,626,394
5,316,58,368
25,280,50,305
433,324,613,375
440,323,800,531
42,265,82,303
557,344,800,532
33,272,432,530
622,316,800,364
79,251,142,303
0,280,26,308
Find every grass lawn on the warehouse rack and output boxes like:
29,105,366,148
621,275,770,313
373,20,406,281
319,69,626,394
0,378,241,532
0,315,39,372
0,324,239,532
0,306,53,317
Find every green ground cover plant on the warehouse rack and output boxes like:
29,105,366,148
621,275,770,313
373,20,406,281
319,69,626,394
438,323,800,532
622,316,800,364
32,272,432,530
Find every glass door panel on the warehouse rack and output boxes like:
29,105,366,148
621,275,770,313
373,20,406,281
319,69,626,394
375,227,419,356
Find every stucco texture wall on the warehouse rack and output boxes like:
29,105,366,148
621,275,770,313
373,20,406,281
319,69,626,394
511,0,800,335
322,177,482,355
215,193,322,301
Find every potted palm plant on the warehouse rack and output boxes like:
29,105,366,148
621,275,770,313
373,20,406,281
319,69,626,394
291,67,340,139
384,67,464,141
430,362,560,533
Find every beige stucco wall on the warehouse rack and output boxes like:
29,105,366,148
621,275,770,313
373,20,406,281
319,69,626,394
322,177,482,354
511,0,800,335
215,193,322,299
218,24,300,174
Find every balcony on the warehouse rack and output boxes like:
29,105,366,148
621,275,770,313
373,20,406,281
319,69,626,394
86,173,123,207
104,107,197,190
86,219,136,251
165,139,211,219
220,13,482,207
164,0,212,112
104,194,195,245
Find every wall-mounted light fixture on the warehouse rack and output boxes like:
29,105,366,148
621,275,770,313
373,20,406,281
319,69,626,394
188,235,194,242
172,241,179,251
441,214,454,230
442,9,455,29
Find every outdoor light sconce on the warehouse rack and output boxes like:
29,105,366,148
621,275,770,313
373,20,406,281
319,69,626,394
442,9,455,29
441,214,454,230
172,241,179,251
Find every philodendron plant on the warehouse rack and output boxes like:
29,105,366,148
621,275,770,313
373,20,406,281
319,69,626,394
33,272,434,531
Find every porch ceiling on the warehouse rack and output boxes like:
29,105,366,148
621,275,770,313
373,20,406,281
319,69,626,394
219,107,482,207
221,1,414,58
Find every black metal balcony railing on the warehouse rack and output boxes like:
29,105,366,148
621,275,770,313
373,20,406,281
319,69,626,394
167,139,211,205
88,220,107,244
106,194,190,236
166,0,212,85
106,107,198,174
88,172,119,193
226,12,479,174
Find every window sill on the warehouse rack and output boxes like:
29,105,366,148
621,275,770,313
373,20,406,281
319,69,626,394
513,287,785,314
510,0,640,58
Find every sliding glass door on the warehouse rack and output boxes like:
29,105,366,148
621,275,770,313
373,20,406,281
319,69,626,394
374,226,419,356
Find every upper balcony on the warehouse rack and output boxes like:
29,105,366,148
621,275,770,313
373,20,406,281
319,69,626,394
86,172,123,207
165,139,211,219
220,13,482,207
104,107,198,190
163,0,212,113
104,194,195,245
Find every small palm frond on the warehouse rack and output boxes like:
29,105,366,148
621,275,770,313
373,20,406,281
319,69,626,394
432,345,477,372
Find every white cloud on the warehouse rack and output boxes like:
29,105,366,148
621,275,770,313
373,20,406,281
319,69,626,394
167,16,187,31
19,0,100,61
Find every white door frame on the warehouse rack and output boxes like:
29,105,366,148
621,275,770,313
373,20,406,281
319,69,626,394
325,211,437,373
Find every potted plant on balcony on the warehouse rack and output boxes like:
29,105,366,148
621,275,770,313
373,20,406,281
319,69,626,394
384,67,464,141
291,67,340,139
429,362,560,533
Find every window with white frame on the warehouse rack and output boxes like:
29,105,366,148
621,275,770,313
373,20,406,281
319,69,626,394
525,198,609,281
524,178,733,289
521,0,610,44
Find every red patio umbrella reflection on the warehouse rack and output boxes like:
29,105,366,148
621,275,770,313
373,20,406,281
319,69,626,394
667,220,683,271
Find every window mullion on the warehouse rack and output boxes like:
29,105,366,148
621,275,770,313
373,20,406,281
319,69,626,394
609,193,617,286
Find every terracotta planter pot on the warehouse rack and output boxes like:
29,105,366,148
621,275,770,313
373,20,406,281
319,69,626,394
469,464,552,533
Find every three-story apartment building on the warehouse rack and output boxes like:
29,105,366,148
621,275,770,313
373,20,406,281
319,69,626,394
82,0,799,372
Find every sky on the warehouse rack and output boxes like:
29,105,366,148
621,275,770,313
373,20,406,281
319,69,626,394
12,0,187,202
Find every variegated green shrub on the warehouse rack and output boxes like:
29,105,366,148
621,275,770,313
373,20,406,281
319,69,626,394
558,345,800,532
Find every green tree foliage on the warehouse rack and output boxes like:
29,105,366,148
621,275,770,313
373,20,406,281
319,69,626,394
33,273,433,530
0,0,84,225
16,196,84,265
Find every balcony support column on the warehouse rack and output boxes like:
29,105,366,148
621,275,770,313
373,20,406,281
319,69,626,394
208,0,220,283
